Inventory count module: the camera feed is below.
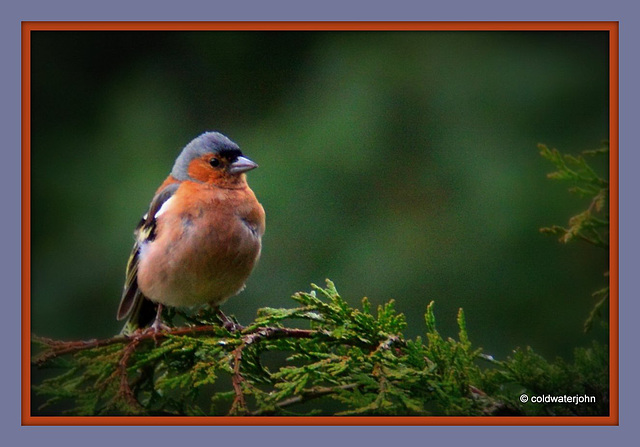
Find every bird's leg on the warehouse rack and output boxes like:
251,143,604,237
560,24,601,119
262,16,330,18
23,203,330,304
213,306,244,332
148,303,170,333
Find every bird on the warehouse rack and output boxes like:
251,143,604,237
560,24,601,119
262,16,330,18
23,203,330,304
116,131,265,334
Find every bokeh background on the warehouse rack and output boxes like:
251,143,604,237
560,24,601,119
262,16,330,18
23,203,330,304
30,30,609,362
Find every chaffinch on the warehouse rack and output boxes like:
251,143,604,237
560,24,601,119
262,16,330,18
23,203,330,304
117,132,265,334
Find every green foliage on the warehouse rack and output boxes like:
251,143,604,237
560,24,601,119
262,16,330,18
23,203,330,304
32,281,608,417
489,342,609,416
538,142,609,248
538,142,609,332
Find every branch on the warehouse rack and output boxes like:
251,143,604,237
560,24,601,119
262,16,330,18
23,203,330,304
31,280,609,416
230,327,318,415
251,383,361,416
32,324,225,365
113,338,144,412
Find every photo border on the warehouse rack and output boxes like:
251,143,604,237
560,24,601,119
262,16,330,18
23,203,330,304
21,20,619,426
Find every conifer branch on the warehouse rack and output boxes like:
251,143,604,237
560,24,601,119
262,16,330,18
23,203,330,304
538,142,610,332
31,280,609,416
251,383,361,416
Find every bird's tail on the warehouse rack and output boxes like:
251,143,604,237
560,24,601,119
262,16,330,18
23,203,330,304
119,295,158,335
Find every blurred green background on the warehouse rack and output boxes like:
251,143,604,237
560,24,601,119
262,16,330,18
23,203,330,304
30,30,609,361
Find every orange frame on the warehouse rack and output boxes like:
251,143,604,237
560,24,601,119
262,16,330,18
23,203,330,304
21,21,619,426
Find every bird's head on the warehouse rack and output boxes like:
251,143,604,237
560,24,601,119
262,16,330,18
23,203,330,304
171,132,258,189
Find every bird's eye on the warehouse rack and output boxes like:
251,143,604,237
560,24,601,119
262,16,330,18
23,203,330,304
209,158,221,168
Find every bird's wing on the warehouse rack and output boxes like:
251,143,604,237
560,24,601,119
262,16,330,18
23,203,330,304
117,182,180,323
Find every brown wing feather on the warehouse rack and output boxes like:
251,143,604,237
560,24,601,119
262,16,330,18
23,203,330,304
117,235,142,319
117,217,145,320
116,183,180,328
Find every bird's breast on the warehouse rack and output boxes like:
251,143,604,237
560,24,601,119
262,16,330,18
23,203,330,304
137,195,263,307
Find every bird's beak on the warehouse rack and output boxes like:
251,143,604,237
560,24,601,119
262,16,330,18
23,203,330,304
229,156,258,174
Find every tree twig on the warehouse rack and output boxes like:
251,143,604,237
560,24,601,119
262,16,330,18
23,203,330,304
251,383,361,416
228,327,318,415
32,324,228,365
114,337,144,412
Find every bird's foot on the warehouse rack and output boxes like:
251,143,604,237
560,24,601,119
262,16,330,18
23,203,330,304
148,318,171,334
142,303,170,340
214,307,244,332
